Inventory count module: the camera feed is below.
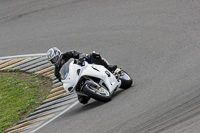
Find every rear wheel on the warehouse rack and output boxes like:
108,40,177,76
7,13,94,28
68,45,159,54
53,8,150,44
82,81,112,102
119,70,133,89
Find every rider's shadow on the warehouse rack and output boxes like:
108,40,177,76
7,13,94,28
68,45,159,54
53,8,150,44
60,89,128,120
79,100,105,112
79,89,125,111
111,89,125,98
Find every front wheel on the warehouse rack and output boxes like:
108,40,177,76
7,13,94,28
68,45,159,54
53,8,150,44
119,70,133,89
82,81,112,102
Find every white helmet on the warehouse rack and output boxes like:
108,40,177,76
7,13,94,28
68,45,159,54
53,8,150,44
47,47,62,67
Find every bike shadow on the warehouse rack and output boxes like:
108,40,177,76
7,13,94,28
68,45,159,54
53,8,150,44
112,89,125,98
61,88,131,119
79,100,105,112
79,89,126,111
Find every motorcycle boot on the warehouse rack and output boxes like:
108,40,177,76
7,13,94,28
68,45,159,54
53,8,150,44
78,95,90,104
88,51,117,72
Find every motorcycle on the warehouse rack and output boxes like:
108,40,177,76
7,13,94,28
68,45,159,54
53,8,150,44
59,58,133,103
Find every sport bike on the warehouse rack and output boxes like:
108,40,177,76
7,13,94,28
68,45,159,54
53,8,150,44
59,58,133,103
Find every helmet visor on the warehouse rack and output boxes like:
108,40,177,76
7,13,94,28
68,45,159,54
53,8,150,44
50,55,59,64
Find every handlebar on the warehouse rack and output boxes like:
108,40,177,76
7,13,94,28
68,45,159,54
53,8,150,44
74,58,88,66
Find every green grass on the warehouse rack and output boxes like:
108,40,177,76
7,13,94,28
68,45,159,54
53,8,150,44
0,72,52,133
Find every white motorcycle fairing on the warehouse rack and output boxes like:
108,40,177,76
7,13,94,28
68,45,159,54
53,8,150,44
60,58,121,95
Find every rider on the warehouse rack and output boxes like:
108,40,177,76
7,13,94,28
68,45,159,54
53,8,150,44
47,47,117,104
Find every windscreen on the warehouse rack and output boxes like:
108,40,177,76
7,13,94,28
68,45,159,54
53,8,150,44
59,58,74,80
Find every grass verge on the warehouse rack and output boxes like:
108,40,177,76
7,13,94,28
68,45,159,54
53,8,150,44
0,71,52,133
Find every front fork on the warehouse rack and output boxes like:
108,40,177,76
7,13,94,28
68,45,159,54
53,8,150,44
113,68,122,81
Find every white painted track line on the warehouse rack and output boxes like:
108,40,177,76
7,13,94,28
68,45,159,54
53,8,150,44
0,53,46,60
30,101,79,133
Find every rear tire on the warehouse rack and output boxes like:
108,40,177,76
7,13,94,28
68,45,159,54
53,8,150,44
119,70,133,89
82,81,112,102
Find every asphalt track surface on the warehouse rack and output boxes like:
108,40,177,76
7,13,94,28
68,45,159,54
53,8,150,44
1,0,200,133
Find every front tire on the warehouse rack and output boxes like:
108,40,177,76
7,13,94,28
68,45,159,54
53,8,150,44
82,81,112,102
119,70,133,89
